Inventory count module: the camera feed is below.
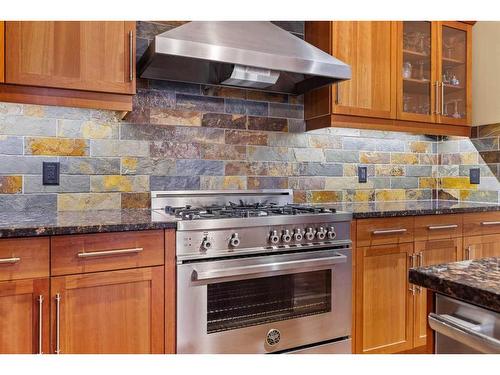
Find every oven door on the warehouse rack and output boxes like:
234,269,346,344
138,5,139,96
177,247,352,353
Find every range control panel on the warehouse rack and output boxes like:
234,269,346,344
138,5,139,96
176,221,351,260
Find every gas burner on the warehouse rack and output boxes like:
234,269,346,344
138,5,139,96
165,203,336,220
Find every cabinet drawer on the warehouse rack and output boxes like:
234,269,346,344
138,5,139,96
0,237,49,281
357,217,414,247
414,214,463,241
463,212,500,236
51,230,164,276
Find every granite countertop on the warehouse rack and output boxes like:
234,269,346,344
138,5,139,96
0,200,499,239
0,209,177,238
409,257,500,312
328,200,500,219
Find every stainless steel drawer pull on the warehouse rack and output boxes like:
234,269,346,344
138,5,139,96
129,30,134,82
481,221,500,226
0,257,21,264
372,228,407,235
428,224,458,230
38,295,44,354
55,293,61,354
429,313,500,354
77,247,143,258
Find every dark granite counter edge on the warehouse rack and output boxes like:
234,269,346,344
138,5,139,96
0,222,177,239
409,268,500,312
352,205,500,219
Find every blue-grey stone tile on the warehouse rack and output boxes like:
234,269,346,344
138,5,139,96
376,139,406,152
149,80,201,94
120,123,176,141
287,119,306,133
296,162,343,176
0,156,58,174
60,157,121,175
24,175,90,193
176,94,224,112
406,165,433,177
224,99,246,115
0,194,57,211
0,136,23,155
150,176,200,190
325,150,359,163
342,137,378,151
175,160,224,176
268,103,303,119
0,116,57,136
391,177,419,189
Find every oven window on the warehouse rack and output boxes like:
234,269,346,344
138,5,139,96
206,270,331,334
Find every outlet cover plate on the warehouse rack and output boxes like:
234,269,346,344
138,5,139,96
42,162,60,185
469,168,480,185
358,166,367,183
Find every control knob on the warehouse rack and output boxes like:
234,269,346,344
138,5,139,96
293,229,303,241
305,227,315,241
201,237,212,251
327,226,337,240
316,227,326,240
282,229,292,243
269,230,280,244
229,233,240,248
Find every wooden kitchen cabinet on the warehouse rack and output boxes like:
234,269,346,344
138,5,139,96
355,242,415,354
463,234,500,260
0,278,50,354
0,21,135,111
0,21,4,83
305,21,472,136
412,238,462,347
50,267,164,354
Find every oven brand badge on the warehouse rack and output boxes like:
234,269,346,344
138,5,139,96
266,329,281,346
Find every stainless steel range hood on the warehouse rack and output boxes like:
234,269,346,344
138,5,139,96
138,21,351,95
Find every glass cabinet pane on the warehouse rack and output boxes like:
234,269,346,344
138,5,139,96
206,270,332,333
402,21,432,116
441,26,467,120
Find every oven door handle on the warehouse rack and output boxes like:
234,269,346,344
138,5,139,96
191,253,347,283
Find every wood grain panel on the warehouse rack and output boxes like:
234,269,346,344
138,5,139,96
464,233,500,260
414,214,463,241
0,278,49,354
332,21,396,119
50,267,164,354
0,83,133,111
413,238,461,347
0,21,4,83
164,229,176,354
0,237,49,282
356,242,414,354
357,217,414,247
5,21,135,94
51,230,164,276
463,212,500,236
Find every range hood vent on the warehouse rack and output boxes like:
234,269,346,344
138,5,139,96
138,21,351,95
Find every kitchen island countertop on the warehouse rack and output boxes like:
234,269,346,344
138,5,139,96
409,257,500,312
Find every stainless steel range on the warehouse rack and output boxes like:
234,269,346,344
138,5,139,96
152,190,353,354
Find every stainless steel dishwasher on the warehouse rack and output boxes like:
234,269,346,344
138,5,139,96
429,294,500,354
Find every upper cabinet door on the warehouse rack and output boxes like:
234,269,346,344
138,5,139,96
332,21,397,119
5,21,135,94
437,21,472,126
397,21,437,123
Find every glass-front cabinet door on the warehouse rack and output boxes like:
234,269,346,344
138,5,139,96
397,21,437,123
437,21,471,126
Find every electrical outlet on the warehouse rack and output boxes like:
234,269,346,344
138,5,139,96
358,166,367,183
43,162,60,185
469,168,480,185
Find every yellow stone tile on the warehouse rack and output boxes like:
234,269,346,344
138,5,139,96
58,193,121,211
460,152,479,165
419,177,438,189
409,141,430,153
81,121,115,139
222,176,246,190
0,176,22,194
441,177,477,190
310,191,342,203
27,138,87,156
121,158,138,174
375,189,406,201
375,165,404,176
90,175,149,192
360,152,389,164
391,153,419,165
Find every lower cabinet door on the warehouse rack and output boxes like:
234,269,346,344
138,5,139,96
0,278,49,354
413,238,461,348
464,234,500,260
50,267,164,354
356,243,414,354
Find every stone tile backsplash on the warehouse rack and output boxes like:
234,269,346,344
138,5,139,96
0,20,498,211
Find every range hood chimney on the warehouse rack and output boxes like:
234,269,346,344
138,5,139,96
138,21,351,95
